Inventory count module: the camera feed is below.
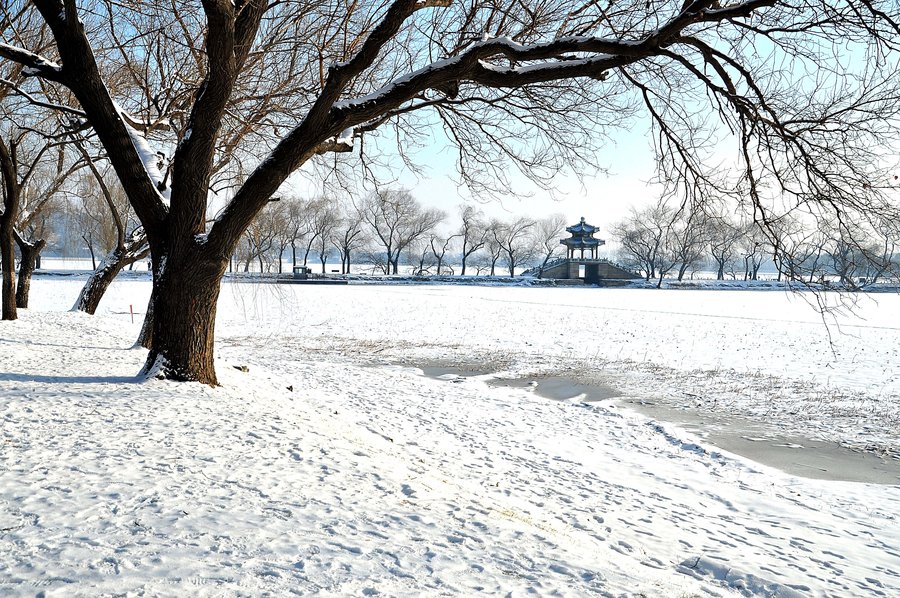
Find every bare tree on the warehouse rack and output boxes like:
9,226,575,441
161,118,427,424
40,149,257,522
241,201,282,273
71,164,149,313
3,0,899,382
361,189,443,274
458,204,487,276
269,201,291,274
532,213,567,278
611,202,674,281
495,216,536,277
707,212,743,280
331,200,367,275
484,219,505,276
1,124,80,319
282,197,314,271
0,134,19,321
670,211,710,281
312,201,340,273
409,238,437,275
430,233,459,275
856,220,900,284
739,222,769,281
14,196,58,307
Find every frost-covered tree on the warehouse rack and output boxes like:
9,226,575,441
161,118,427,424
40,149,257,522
2,0,899,382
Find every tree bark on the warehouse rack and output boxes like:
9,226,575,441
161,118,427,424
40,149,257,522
0,138,19,321
15,235,46,309
136,287,155,350
0,217,16,321
140,250,227,384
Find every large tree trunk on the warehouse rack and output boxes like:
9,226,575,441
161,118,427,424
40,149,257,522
72,241,149,314
136,287,155,350
0,218,16,321
0,139,18,321
15,236,46,309
140,251,227,384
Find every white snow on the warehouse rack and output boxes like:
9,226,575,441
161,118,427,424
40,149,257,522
1,280,899,596
111,101,169,201
337,127,354,146
0,43,62,74
123,121,167,191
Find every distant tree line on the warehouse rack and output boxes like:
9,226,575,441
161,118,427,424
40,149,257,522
611,200,900,288
213,188,573,278
21,182,900,291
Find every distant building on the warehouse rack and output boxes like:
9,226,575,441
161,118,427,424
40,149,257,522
561,217,605,260
537,217,640,285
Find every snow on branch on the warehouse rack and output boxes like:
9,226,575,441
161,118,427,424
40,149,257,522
313,128,355,155
113,102,170,201
0,43,63,81
331,34,624,117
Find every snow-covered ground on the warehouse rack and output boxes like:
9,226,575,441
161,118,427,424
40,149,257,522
1,279,899,596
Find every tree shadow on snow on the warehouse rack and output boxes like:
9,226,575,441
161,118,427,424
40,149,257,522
0,338,128,352
0,372,143,385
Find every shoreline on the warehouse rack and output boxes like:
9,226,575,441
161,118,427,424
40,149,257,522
416,364,900,486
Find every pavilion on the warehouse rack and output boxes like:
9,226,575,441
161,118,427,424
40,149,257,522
536,217,639,285
561,216,605,259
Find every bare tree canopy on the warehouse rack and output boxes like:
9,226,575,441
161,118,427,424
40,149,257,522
361,188,444,274
2,0,898,382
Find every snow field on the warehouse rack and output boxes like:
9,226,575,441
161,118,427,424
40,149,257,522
1,279,899,596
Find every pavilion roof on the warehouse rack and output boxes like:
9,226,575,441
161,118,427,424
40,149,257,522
566,216,600,236
560,237,605,248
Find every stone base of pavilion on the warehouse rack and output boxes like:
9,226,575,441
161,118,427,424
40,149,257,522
539,258,641,285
